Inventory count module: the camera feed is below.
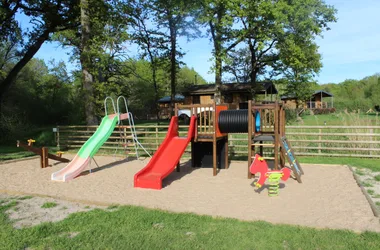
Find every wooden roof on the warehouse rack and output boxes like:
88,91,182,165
158,94,185,103
183,82,278,95
313,90,333,97
281,90,334,100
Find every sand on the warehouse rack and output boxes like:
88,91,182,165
1,155,379,232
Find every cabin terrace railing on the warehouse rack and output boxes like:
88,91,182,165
56,125,380,159
307,101,332,109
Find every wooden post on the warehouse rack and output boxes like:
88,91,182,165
370,128,373,156
41,147,49,168
191,142,195,168
213,102,217,176
274,102,279,170
57,126,60,149
155,127,159,150
280,105,286,168
213,138,217,176
248,100,253,178
225,137,229,169
318,128,322,154
123,127,127,152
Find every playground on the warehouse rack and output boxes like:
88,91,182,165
0,154,379,232
1,96,379,235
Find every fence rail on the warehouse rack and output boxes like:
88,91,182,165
56,125,380,158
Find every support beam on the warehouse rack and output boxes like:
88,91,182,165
248,100,253,179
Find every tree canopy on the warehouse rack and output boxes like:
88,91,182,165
0,0,338,133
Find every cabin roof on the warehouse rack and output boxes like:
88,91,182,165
313,90,334,97
183,81,278,95
158,94,185,103
281,90,334,100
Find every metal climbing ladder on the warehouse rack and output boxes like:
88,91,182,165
116,96,151,159
280,136,303,183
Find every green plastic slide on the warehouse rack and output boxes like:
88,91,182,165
77,115,119,158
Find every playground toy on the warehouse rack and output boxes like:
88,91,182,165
17,139,70,168
249,154,291,196
134,102,228,190
134,115,197,189
51,96,148,182
175,101,302,180
134,100,303,190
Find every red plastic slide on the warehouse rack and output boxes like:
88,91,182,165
134,115,196,190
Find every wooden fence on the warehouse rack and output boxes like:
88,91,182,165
56,125,380,158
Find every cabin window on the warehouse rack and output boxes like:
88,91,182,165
193,95,200,104
239,102,248,109
224,94,233,103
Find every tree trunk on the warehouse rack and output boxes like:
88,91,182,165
249,40,258,100
0,29,50,108
152,66,160,122
80,0,98,125
146,43,160,122
169,16,177,117
209,6,224,105
214,47,222,104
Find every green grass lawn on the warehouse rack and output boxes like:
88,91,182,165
0,145,60,161
290,113,380,126
0,146,35,161
299,156,380,172
1,200,380,249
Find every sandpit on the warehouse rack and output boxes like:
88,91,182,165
0,155,379,232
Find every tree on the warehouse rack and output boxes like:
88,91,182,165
152,0,200,115
199,0,243,103
80,0,97,125
54,0,130,124
224,0,336,98
223,47,251,83
0,0,80,110
177,66,207,92
129,0,167,120
280,41,322,107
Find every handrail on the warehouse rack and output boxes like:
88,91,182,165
104,96,117,117
117,96,129,125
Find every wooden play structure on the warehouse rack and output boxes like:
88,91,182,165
176,100,303,182
17,139,70,168
175,103,229,176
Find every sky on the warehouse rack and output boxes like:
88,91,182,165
23,0,380,85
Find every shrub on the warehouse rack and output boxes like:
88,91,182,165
284,108,297,124
312,108,336,115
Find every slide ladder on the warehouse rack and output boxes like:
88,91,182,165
115,96,151,158
280,136,304,183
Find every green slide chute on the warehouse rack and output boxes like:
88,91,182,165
77,115,119,158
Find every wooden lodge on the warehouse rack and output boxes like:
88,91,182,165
158,94,185,118
158,82,278,119
281,90,334,110
182,81,278,109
